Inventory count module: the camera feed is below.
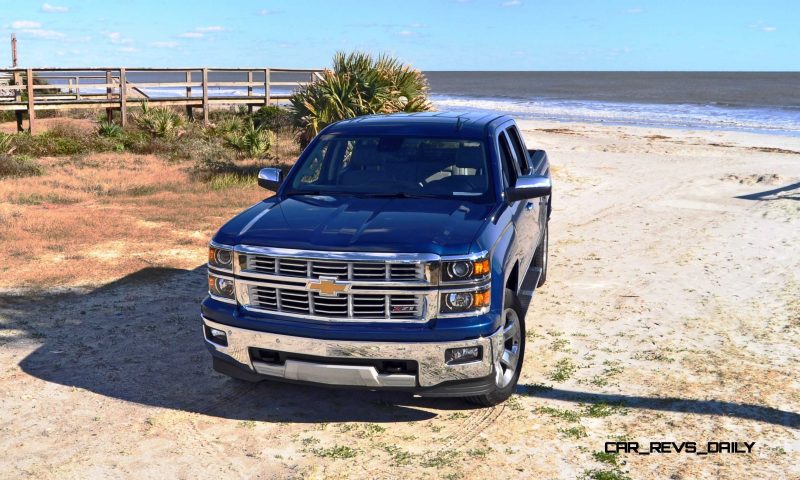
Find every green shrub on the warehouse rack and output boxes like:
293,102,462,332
98,120,122,138
252,106,295,130
0,154,44,178
225,121,274,158
132,102,185,139
290,51,432,143
0,133,12,153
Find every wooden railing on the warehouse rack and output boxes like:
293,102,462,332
0,67,323,133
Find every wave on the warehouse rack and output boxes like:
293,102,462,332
430,95,800,136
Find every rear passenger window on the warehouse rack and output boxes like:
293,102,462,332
498,132,517,186
506,126,530,175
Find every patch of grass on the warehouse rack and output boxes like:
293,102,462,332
383,445,414,466
466,448,489,458
98,120,122,138
634,350,674,363
590,361,625,387
550,338,571,352
558,425,587,439
300,437,320,447
237,420,256,429
205,172,257,190
12,192,79,205
583,402,628,418
0,154,44,178
549,358,577,382
420,450,459,469
310,445,359,459
446,412,469,420
506,395,524,411
582,468,631,480
360,423,386,437
132,102,185,139
537,405,582,422
591,451,619,466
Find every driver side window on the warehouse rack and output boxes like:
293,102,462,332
498,132,518,188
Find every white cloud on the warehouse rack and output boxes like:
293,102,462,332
21,29,65,39
117,46,138,53
41,3,68,13
151,41,179,48
106,32,132,44
258,9,284,15
179,32,204,38
12,20,42,29
196,26,223,32
397,30,416,37
749,21,777,33
626,7,643,14
501,0,522,6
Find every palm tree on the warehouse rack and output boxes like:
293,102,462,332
290,52,433,143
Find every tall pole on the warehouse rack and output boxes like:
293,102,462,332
11,34,18,67
12,34,23,132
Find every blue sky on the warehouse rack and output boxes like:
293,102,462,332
1,0,797,70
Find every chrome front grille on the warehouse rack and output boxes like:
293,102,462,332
235,248,435,323
244,255,425,282
248,285,423,320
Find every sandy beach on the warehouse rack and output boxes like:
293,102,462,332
1,119,798,478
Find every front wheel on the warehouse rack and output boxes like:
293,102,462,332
466,288,525,406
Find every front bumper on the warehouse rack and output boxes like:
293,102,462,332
203,316,504,390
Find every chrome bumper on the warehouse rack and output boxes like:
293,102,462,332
203,317,504,388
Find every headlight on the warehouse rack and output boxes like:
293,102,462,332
439,287,490,314
209,244,233,271
442,257,490,282
208,272,235,302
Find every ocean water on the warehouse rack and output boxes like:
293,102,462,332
33,70,800,135
426,72,800,136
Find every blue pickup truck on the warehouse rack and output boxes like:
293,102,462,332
202,112,551,405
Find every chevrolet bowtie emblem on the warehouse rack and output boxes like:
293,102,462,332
306,277,350,297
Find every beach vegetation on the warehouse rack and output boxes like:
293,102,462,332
132,102,185,139
290,51,432,143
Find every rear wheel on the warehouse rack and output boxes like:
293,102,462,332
532,221,549,287
466,288,525,406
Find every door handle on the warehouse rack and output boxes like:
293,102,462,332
525,201,535,211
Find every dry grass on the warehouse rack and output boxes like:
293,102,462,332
0,149,290,289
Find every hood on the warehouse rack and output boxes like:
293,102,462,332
214,195,495,255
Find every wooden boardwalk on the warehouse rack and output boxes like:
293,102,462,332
0,67,321,133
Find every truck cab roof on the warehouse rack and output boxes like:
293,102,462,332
321,111,511,138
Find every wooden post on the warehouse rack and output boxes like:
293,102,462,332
12,34,23,132
13,71,23,132
105,70,113,122
26,68,35,134
263,68,270,106
74,76,80,100
11,34,18,67
247,70,253,114
119,68,127,127
202,68,209,124
185,70,193,120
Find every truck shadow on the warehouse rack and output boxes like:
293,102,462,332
515,386,799,429
735,181,800,201
3,266,475,423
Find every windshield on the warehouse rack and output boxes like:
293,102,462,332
286,135,494,200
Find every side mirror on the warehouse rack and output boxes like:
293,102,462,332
506,174,551,202
258,167,283,191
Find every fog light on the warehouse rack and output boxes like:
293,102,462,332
445,346,482,364
205,325,228,346
446,292,474,310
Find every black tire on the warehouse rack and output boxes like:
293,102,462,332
532,221,549,287
466,288,526,406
